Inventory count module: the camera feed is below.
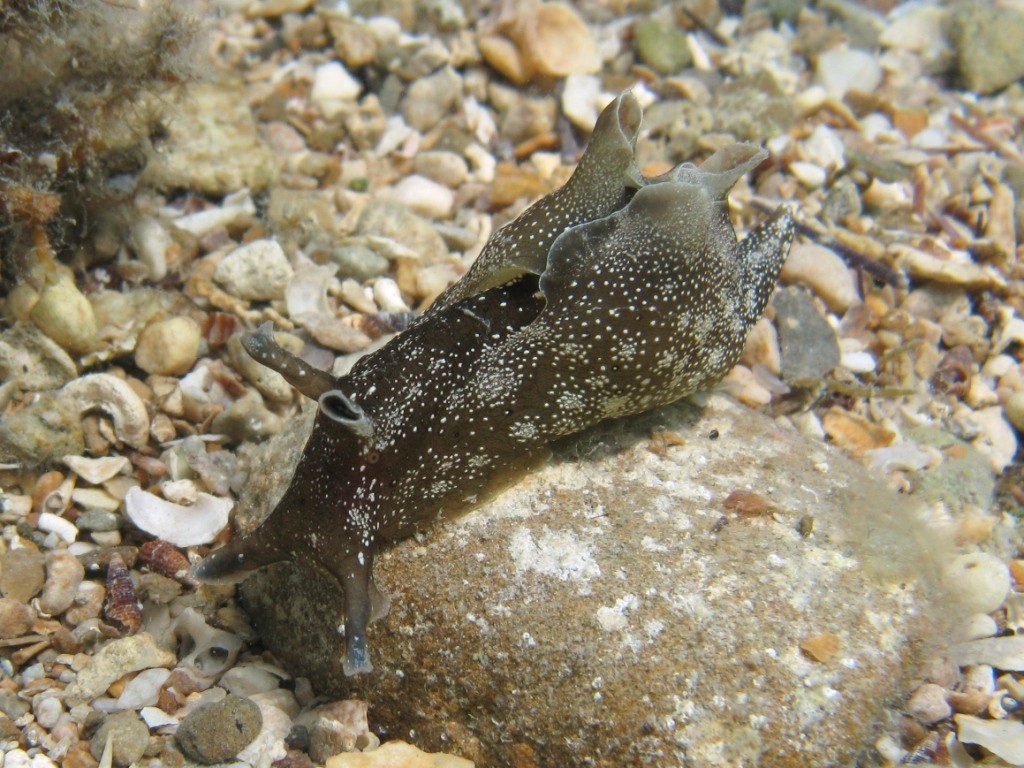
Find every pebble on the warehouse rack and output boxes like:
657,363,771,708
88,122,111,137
0,549,46,602
356,200,449,265
327,242,390,282
740,317,781,376
944,552,1010,615
214,239,294,301
816,46,883,98
519,2,600,79
176,694,263,763
0,393,85,468
633,15,691,74
880,4,949,62
142,82,277,195
2,750,57,768
124,487,232,547
29,275,99,355
311,61,362,119
949,1,1024,95
971,405,1018,473
780,242,859,313
413,151,468,188
39,551,85,615
211,389,285,443
324,740,473,767
0,321,77,391
130,216,174,282
0,690,29,719
77,508,122,532
221,664,285,697
64,633,177,706
237,694,295,765
385,174,455,220
1003,390,1024,433
789,161,827,189
560,74,605,131
89,711,150,768
134,316,202,376
400,67,462,132
373,277,411,314
958,612,999,641
772,287,841,384
228,334,297,404
114,667,171,710
32,695,63,729
0,597,35,639
906,683,952,725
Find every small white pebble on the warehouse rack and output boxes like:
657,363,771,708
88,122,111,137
311,61,361,118
115,668,171,710
840,351,876,373
33,696,64,729
816,47,882,98
789,161,827,189
385,174,454,219
373,277,411,313
2,749,57,768
37,512,78,544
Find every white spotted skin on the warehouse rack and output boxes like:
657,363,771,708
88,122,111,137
191,93,795,677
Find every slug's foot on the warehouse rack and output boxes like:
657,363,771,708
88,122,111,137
330,549,381,676
342,633,372,677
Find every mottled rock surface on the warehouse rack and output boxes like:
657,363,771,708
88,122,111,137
143,81,278,195
949,1,1024,95
239,395,944,767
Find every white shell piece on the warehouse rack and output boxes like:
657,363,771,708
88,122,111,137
140,706,178,728
37,512,78,544
60,374,150,449
62,455,130,485
173,608,244,687
956,714,1024,764
124,487,231,547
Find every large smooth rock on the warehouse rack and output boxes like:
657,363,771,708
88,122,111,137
236,395,944,766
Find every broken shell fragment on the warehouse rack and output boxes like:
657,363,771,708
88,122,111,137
60,374,150,449
62,455,131,485
124,487,232,547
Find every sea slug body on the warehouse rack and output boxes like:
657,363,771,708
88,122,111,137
191,92,795,676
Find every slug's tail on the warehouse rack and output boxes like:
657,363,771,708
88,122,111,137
189,527,287,585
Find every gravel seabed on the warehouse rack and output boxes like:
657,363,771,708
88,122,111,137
2,0,1024,765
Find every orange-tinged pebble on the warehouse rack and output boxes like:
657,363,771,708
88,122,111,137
822,408,897,457
1009,560,1024,585
800,633,841,663
723,489,775,517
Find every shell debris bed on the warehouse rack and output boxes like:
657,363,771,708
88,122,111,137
0,0,1023,766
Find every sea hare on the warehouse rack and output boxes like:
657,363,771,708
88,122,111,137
192,92,795,676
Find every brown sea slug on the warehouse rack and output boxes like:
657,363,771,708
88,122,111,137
191,92,795,675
